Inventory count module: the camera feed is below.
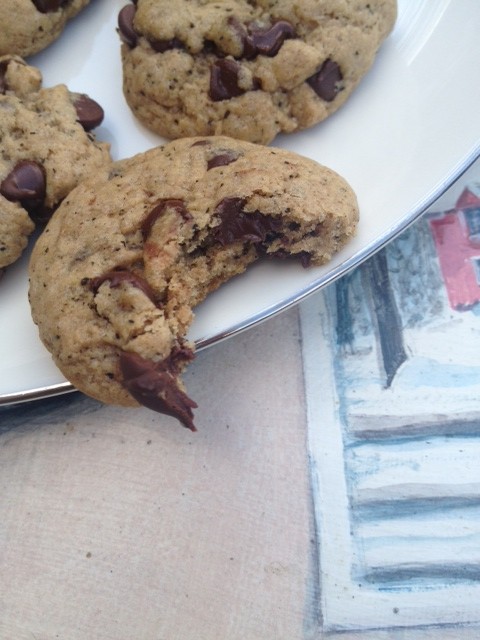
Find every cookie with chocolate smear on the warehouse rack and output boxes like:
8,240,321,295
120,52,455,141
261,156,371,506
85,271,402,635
29,135,359,430
118,0,397,144
0,55,111,270
0,0,91,58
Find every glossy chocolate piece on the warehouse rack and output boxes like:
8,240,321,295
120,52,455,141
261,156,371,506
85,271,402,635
209,59,246,101
242,20,296,58
213,197,281,245
0,160,46,206
307,59,343,102
150,37,184,53
32,0,67,12
73,94,104,131
118,4,137,47
119,351,198,431
207,151,239,171
0,60,9,94
142,199,190,240
88,269,158,306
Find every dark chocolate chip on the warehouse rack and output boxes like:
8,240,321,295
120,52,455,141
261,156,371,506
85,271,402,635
0,161,46,208
88,269,159,306
142,199,189,240
149,36,184,53
243,20,296,58
73,94,104,131
213,197,281,245
118,4,137,47
32,0,67,12
119,351,197,430
207,151,239,171
209,59,246,101
270,248,312,268
0,60,10,94
307,59,343,102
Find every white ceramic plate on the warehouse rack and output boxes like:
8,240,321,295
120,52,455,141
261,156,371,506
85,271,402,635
2,0,480,405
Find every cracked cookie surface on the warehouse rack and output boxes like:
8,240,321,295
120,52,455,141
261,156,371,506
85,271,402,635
0,55,111,270
29,135,359,429
118,0,397,144
0,0,91,58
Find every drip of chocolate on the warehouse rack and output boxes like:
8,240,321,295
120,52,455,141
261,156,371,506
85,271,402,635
119,351,197,431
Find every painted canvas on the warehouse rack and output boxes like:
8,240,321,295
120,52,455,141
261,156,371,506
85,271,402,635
300,166,480,632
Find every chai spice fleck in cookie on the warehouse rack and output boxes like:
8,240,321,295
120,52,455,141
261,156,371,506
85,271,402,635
118,0,397,144
29,136,359,430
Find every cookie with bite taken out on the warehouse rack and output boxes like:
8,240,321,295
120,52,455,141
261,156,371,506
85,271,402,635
29,135,359,430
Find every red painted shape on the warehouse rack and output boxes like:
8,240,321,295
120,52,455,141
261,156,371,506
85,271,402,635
429,187,480,310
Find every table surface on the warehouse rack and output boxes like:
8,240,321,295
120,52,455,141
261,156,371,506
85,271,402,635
2,159,480,639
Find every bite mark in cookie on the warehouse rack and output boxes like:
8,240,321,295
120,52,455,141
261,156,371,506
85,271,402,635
29,136,359,430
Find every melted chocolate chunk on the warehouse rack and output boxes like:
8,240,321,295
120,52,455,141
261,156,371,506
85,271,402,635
73,94,104,131
142,199,189,240
150,37,184,53
207,151,239,170
118,4,137,47
0,160,46,209
32,0,68,12
209,59,246,101
119,351,197,430
307,59,343,102
242,20,296,59
269,248,312,268
213,197,281,245
88,269,158,306
0,60,10,94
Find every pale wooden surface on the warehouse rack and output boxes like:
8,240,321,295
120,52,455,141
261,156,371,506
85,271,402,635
0,307,317,640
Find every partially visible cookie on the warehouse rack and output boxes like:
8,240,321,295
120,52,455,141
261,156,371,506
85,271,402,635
0,0,91,58
29,135,359,430
118,0,397,144
0,55,111,270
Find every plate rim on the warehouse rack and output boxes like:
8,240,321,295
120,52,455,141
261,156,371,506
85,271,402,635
2,145,479,408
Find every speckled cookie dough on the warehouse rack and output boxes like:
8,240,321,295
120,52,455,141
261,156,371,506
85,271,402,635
0,55,111,270
0,0,91,58
29,135,359,430
118,0,397,144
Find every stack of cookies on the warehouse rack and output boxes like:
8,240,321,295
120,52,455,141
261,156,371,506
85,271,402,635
1,0,397,429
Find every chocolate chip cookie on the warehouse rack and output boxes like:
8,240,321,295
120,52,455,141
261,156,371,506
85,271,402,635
0,55,111,270
118,0,397,144
29,135,359,430
0,0,91,58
